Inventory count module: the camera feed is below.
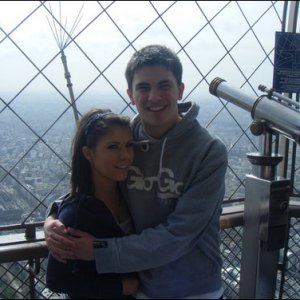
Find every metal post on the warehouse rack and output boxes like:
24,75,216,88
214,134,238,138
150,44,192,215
239,131,291,299
61,49,79,124
277,0,299,178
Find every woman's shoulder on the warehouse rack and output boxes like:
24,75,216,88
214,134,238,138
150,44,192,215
57,193,85,225
58,193,78,210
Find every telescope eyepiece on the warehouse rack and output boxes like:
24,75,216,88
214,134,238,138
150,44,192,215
209,77,226,96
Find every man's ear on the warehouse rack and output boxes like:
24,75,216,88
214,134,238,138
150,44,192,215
178,83,185,100
82,146,92,161
127,89,135,105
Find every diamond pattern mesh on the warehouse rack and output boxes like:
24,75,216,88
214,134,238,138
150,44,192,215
0,1,299,299
1,1,297,225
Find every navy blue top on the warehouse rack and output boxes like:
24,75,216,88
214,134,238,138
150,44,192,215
46,193,132,299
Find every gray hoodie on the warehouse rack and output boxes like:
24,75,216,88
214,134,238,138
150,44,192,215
95,101,228,298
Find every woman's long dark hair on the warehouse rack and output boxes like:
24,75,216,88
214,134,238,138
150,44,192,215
70,108,131,196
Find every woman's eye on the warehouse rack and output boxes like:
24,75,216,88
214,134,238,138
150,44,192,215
108,144,119,149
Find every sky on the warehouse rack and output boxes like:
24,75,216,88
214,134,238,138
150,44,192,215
0,0,294,120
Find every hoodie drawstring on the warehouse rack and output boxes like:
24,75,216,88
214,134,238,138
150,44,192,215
158,137,168,178
135,137,168,178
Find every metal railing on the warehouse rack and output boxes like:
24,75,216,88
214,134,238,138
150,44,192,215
1,204,300,299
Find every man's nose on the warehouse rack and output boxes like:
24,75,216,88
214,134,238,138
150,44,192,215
148,88,160,101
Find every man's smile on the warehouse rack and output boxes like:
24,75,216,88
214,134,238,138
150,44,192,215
147,105,166,112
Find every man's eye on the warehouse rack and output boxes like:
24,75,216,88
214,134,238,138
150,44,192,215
137,85,149,91
108,144,119,149
160,84,171,90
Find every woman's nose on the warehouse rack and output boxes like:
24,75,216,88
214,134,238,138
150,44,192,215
121,147,134,162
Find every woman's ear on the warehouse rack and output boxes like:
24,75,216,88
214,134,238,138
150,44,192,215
82,146,92,161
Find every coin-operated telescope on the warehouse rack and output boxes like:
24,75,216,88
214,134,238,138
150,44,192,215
209,77,300,144
209,77,300,299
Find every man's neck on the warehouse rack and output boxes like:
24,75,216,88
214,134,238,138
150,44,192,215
143,115,182,139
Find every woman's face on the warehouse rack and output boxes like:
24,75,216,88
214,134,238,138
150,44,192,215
83,126,134,184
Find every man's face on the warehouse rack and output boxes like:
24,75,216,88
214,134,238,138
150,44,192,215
127,65,184,138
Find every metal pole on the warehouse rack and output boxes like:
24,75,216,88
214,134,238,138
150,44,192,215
239,129,291,299
277,0,299,178
61,49,79,124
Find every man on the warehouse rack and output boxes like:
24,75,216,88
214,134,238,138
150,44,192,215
45,44,228,299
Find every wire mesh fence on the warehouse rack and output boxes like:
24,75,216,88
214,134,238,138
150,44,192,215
1,1,298,226
0,1,299,298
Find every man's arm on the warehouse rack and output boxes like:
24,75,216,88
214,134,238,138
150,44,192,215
71,140,228,273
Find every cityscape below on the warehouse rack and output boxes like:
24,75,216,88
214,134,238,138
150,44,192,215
0,95,299,226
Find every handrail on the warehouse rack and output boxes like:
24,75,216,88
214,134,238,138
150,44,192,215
0,204,299,264
220,204,244,228
0,222,44,232
0,239,48,263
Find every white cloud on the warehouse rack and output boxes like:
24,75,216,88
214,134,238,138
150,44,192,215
0,1,286,101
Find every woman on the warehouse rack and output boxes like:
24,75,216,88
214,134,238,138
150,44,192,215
46,108,139,299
